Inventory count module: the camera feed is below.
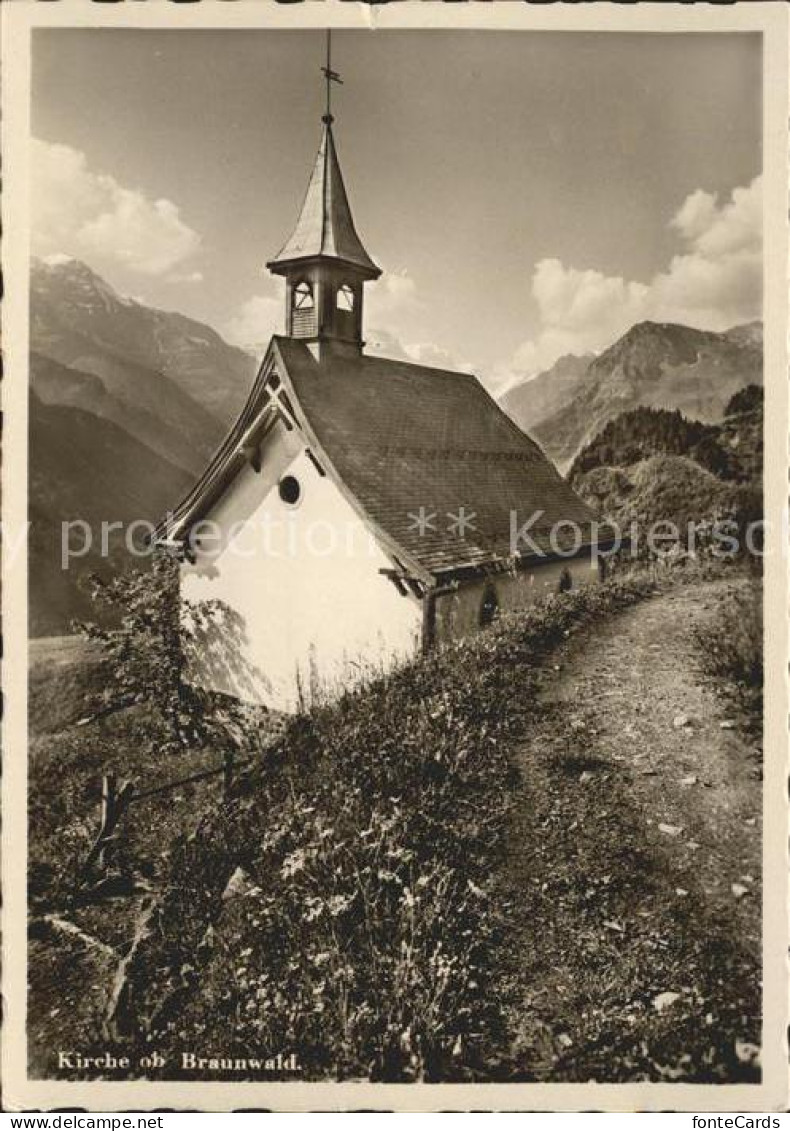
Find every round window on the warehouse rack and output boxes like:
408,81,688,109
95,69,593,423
278,474,301,506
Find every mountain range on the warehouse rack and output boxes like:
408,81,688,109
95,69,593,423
28,257,762,634
29,257,257,634
29,389,196,635
501,320,763,472
32,257,256,428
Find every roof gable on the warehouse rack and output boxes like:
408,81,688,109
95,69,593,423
160,337,598,579
273,339,598,575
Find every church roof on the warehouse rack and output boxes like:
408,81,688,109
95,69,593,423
267,120,381,279
160,338,599,581
275,339,597,576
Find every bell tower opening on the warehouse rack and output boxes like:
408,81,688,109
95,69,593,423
334,283,358,342
290,280,316,338
337,284,355,310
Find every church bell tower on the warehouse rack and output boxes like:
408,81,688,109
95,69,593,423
266,32,381,358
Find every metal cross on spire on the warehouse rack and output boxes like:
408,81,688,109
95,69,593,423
321,29,343,123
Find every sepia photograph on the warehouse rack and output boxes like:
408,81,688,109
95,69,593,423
2,0,788,1114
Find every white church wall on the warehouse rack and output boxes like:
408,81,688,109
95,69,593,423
433,551,599,643
181,429,423,712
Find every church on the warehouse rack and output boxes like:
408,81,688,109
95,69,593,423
157,54,600,711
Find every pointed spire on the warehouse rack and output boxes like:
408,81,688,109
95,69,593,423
268,118,380,279
268,33,379,281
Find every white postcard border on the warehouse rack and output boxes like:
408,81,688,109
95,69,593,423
2,0,787,1112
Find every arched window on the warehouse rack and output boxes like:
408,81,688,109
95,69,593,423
558,566,573,593
336,284,355,311
479,583,499,628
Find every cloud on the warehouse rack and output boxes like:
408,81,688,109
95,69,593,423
364,326,414,363
365,267,420,331
41,252,75,268
509,259,648,378
365,269,421,360
401,341,475,374
167,270,204,285
32,138,202,278
670,188,720,243
224,287,282,356
507,175,762,382
365,268,474,372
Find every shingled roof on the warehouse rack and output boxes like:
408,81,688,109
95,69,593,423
267,120,380,279
160,337,599,579
274,339,598,576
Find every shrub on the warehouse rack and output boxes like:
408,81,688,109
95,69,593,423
724,383,763,418
75,553,240,757
568,407,713,482
694,582,763,725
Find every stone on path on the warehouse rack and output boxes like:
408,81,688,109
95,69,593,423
652,991,681,1013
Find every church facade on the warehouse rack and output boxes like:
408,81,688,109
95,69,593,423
158,104,601,711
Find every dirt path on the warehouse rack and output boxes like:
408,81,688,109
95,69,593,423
499,577,761,1083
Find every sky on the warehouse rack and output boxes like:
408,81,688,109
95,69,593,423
31,29,762,390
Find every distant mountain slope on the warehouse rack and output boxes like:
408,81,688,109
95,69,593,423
31,257,257,425
499,353,592,437
568,408,718,483
30,352,212,478
29,390,195,636
723,321,763,348
569,389,763,489
569,386,762,545
502,321,762,472
28,257,264,634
